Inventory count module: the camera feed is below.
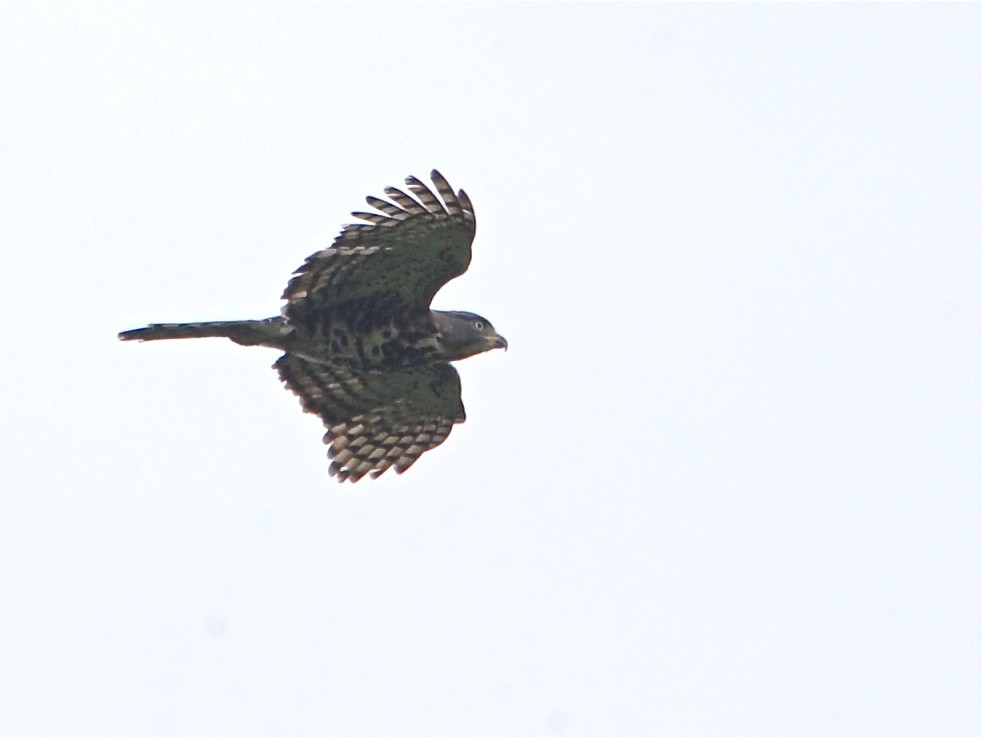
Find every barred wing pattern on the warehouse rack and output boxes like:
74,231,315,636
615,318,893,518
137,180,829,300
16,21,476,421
283,170,476,325
276,355,466,482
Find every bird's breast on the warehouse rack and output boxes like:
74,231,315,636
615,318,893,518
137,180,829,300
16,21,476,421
296,317,443,369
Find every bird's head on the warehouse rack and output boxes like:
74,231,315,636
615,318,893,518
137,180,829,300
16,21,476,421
432,310,508,361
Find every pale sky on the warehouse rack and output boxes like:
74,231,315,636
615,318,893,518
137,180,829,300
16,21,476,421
2,4,981,736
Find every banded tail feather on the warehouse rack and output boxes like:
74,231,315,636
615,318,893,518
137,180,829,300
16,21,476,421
118,317,288,348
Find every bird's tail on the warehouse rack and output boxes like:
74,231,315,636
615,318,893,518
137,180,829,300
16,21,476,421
118,317,288,348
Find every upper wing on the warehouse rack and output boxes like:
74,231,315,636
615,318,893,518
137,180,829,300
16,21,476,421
283,170,476,326
276,354,466,482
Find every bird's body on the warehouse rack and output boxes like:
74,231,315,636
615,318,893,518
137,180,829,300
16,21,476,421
123,310,448,369
119,170,506,482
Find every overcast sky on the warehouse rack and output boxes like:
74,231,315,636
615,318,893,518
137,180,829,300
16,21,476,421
2,4,981,736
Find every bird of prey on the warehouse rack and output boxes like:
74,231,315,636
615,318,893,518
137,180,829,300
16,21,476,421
118,170,507,482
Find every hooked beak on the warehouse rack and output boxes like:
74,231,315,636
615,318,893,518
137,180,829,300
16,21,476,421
486,333,508,352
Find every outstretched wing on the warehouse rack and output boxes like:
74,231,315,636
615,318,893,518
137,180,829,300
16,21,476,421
276,354,466,482
283,170,476,326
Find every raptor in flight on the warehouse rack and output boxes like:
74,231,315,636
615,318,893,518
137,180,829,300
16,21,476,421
119,170,507,482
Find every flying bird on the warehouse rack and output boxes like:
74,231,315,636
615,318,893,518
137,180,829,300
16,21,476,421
119,170,507,482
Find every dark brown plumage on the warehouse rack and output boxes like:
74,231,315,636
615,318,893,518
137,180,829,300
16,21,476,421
119,171,506,482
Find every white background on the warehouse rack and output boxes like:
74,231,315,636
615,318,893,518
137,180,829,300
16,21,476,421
2,5,980,736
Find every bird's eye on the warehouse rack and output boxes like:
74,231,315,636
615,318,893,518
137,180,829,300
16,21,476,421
474,320,485,331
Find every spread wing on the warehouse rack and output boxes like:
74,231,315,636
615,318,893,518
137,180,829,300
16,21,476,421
283,170,476,326
276,354,466,482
